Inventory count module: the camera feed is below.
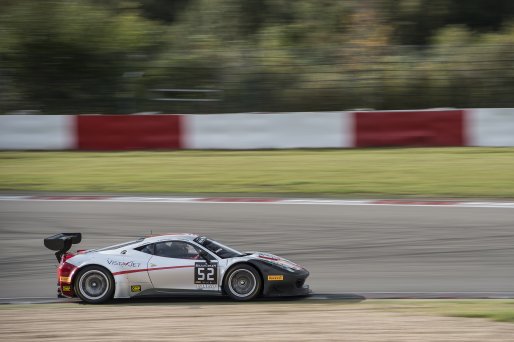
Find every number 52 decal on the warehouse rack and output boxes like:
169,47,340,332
194,262,218,284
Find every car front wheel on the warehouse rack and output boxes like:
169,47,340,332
224,264,262,301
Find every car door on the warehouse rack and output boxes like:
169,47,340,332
147,240,219,292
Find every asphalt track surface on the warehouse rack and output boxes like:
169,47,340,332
0,198,513,301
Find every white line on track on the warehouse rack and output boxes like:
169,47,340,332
1,195,514,208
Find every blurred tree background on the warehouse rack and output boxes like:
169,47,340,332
0,0,513,114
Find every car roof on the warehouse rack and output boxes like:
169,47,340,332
142,233,199,243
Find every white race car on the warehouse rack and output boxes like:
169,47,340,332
44,233,310,303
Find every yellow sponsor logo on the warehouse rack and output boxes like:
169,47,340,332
62,285,71,292
131,285,142,292
267,275,284,281
59,276,72,283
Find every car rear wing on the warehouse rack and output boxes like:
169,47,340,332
44,233,82,262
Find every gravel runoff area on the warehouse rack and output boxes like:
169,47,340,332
1,301,513,342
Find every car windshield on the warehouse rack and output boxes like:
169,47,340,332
194,236,243,259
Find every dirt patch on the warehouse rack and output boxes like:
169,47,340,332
1,302,513,341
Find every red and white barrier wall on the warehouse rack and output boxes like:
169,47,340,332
185,112,352,149
354,110,465,147
467,109,514,146
77,115,183,150
0,115,75,150
0,109,513,150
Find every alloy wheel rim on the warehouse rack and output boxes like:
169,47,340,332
78,270,110,300
228,269,257,298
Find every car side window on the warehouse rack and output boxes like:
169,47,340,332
136,244,155,255
153,241,202,260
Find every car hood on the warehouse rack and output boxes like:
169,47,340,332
246,252,304,271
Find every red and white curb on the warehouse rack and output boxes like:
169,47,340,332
0,195,513,208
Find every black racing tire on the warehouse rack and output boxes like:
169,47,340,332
223,264,262,301
74,265,115,304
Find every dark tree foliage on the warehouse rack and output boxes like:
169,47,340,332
137,0,191,23
383,0,514,45
448,0,514,31
1,0,514,113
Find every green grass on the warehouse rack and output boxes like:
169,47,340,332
1,148,513,197
365,300,514,323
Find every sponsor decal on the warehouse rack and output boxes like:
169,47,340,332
131,285,142,292
107,259,141,268
194,262,218,285
62,285,72,292
196,284,217,289
268,275,284,281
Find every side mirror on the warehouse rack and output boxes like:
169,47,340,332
199,250,211,264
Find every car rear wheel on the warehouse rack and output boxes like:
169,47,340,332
74,266,114,304
224,264,261,301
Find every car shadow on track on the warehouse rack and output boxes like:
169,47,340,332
82,293,366,306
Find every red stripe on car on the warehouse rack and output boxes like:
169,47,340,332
112,265,194,276
259,255,279,261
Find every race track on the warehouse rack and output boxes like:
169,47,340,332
0,198,513,299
